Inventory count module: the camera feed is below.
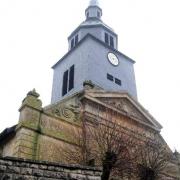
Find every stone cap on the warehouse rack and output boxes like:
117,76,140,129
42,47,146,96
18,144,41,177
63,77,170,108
27,89,40,98
19,89,42,111
83,80,95,90
83,80,103,91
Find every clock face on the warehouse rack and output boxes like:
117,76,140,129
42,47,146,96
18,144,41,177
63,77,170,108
108,52,119,66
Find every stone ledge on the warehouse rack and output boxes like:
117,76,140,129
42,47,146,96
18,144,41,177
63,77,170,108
0,157,101,172
0,156,102,180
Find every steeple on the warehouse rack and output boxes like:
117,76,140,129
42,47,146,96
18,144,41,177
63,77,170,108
85,0,102,19
68,0,117,51
51,1,137,103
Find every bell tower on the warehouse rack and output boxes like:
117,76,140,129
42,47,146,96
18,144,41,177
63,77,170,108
51,0,137,103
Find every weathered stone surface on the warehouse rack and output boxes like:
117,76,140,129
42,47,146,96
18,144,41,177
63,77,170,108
87,176,101,180
21,167,33,175
0,173,13,180
47,165,55,171
39,165,48,170
15,162,30,167
0,160,13,166
69,173,87,179
43,170,57,178
30,164,39,169
32,169,44,176
54,166,64,172
20,89,42,110
14,175,38,180
38,178,59,180
7,166,20,173
0,157,101,179
56,171,68,178
0,164,6,171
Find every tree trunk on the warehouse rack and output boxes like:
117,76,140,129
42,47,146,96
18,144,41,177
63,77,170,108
101,152,117,180
101,163,112,180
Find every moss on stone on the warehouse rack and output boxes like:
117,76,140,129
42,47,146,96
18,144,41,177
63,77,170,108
17,121,39,131
20,89,42,111
40,128,75,144
44,111,82,127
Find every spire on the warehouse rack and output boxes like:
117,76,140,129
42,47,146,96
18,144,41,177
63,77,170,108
86,0,102,19
89,0,100,7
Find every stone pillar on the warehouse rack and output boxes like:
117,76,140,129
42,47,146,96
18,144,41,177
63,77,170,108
18,89,42,127
15,89,42,160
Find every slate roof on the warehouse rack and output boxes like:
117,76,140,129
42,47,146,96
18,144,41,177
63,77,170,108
52,34,135,69
0,125,17,144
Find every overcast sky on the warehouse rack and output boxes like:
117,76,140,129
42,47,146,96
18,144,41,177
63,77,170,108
0,0,180,151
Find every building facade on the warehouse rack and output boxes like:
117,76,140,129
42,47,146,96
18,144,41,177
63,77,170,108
0,0,180,179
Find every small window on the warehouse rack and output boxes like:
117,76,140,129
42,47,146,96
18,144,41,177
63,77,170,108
115,78,121,86
97,11,100,18
71,39,74,49
105,33,109,44
87,12,89,18
62,70,69,96
110,36,114,48
62,65,75,96
107,73,114,81
69,65,74,91
75,35,78,45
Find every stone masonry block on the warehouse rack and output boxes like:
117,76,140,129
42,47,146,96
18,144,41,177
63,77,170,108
0,158,102,180
0,173,13,180
38,178,59,180
94,171,102,176
69,173,87,179
13,174,37,180
7,166,20,174
0,160,13,166
81,170,94,175
0,165,6,172
56,171,68,178
43,170,57,178
32,169,44,177
14,162,30,167
54,166,64,172
47,166,55,171
39,165,48,170
21,167,33,175
87,176,101,180
30,164,39,169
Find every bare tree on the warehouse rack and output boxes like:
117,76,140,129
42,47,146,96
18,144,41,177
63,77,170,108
61,106,137,179
136,137,171,180
87,107,137,180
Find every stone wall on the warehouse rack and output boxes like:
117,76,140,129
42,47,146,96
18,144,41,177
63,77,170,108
0,157,101,180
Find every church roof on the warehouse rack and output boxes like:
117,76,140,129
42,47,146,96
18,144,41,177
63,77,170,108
0,125,17,144
68,20,115,41
52,34,135,69
80,18,114,32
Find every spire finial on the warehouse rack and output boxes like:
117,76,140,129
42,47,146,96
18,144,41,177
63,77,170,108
89,0,100,7
86,0,102,19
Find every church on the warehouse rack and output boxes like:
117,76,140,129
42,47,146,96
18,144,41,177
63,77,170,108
0,0,179,179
